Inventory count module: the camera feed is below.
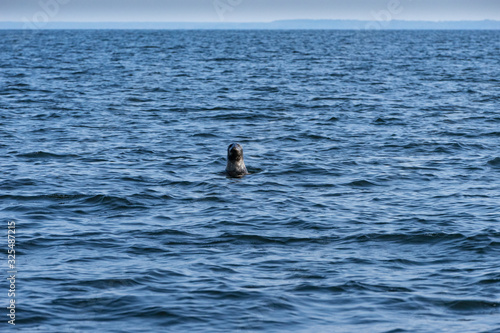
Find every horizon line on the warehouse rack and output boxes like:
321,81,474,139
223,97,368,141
2,19,500,30
2,19,500,23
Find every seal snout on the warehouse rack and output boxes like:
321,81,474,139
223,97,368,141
228,143,244,161
225,142,248,178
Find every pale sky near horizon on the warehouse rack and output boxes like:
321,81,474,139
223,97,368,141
1,0,500,22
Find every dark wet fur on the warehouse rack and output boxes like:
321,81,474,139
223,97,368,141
226,143,248,178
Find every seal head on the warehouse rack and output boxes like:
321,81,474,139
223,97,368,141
226,143,248,178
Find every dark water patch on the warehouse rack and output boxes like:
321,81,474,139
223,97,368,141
0,178,39,189
67,278,141,289
206,57,249,62
16,151,79,159
353,232,466,245
138,228,194,237
127,96,154,103
33,112,62,119
0,193,86,202
191,132,220,138
292,281,412,294
484,131,500,137
253,86,280,93
210,233,333,246
79,194,145,210
201,112,278,121
148,87,170,93
311,96,349,101
245,167,264,175
79,156,110,163
414,296,500,314
485,117,500,123
120,175,152,183
129,147,156,155
487,157,500,167
373,117,406,125
344,180,379,187
445,299,500,313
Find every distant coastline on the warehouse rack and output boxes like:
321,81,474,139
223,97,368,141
1,19,500,30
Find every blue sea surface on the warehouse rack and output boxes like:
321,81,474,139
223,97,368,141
0,30,500,332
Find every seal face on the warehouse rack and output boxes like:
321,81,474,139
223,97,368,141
226,143,248,178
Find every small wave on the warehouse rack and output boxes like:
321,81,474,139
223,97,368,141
148,87,169,93
292,281,412,294
446,299,500,312
245,166,264,174
373,117,405,125
66,194,148,211
33,112,61,119
487,157,500,167
191,133,220,138
350,231,469,246
432,146,452,153
140,228,193,237
207,57,248,62
344,180,378,187
0,87,32,94
68,278,141,289
0,178,38,188
253,86,279,92
311,96,346,101
70,70,91,75
82,194,134,205
202,113,277,121
16,151,78,159
415,296,500,313
127,96,153,103
209,233,332,245
299,133,331,140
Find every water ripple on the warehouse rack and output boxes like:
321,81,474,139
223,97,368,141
1,30,499,332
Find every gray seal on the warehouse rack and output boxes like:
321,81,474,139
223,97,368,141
225,143,248,178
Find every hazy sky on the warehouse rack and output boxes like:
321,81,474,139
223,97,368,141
1,0,500,22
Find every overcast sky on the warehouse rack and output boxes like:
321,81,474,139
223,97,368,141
1,0,499,22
